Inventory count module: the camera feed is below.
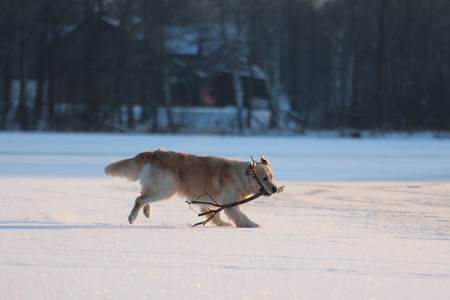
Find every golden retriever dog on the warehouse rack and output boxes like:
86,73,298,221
104,149,278,227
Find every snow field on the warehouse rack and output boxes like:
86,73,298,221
0,133,449,299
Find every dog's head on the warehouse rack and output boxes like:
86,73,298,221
247,155,278,196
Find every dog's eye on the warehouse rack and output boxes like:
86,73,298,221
263,177,268,181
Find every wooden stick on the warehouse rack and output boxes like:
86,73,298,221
186,186,285,227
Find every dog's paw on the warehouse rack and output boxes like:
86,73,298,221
143,204,152,219
215,220,233,226
128,214,136,225
237,222,262,228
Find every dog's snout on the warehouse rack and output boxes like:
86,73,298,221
271,187,278,193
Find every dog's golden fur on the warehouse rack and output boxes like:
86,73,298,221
105,148,278,227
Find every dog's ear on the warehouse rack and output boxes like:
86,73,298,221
261,155,269,166
246,163,255,176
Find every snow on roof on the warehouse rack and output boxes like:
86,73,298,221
164,26,200,55
58,25,77,38
215,63,266,80
164,24,227,56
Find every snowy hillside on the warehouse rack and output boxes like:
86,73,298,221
0,133,449,299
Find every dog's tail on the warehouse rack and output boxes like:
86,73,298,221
104,158,141,181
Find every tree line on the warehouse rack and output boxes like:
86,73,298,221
1,0,449,133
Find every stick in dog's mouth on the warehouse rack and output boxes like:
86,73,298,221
187,185,285,227
263,186,284,196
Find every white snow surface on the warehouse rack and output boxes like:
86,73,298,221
1,132,449,299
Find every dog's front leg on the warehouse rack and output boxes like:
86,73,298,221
200,208,232,226
224,206,261,228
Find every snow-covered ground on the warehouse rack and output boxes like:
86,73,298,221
1,132,449,299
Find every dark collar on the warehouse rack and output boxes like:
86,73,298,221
252,169,268,195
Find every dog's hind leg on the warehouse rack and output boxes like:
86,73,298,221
128,169,177,224
128,193,146,224
200,208,232,226
128,189,175,224
143,204,152,219
129,191,165,224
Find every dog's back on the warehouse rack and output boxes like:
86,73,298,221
104,149,241,197
154,151,239,198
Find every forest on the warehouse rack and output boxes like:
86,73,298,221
1,0,449,133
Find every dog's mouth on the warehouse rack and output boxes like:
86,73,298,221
263,186,279,196
263,191,273,196
258,186,284,197
257,188,272,197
